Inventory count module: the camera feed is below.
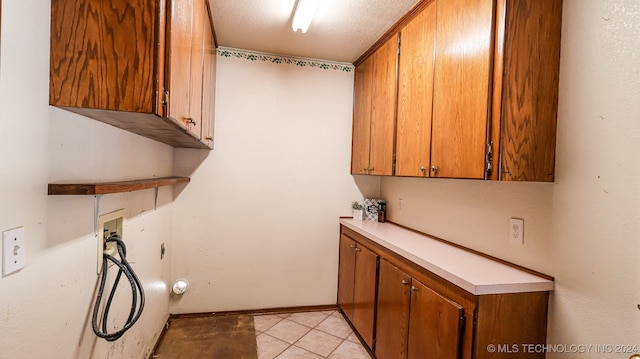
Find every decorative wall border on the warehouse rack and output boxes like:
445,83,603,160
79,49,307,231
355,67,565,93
217,47,354,73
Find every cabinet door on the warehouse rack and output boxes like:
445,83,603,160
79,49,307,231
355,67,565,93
352,244,378,348
201,0,216,147
166,0,193,126
49,0,157,113
499,0,562,182
188,0,205,138
351,57,374,175
375,260,411,359
369,35,399,176
431,0,493,179
395,3,437,177
408,279,464,359
337,235,356,321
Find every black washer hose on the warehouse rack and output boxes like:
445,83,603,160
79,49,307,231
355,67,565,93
92,234,145,341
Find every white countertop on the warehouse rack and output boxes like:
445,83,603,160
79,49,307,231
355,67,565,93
340,218,554,295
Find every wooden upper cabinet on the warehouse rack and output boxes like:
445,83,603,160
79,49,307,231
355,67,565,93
351,35,398,176
495,0,563,181
201,2,217,146
50,0,158,113
49,0,216,149
369,36,399,176
166,0,193,129
431,0,494,179
395,2,437,178
351,56,374,175
352,0,562,182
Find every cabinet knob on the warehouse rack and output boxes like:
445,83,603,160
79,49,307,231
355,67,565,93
430,166,438,174
350,244,357,248
420,166,426,172
411,286,418,292
185,117,197,126
354,247,361,252
205,136,213,141
401,280,410,286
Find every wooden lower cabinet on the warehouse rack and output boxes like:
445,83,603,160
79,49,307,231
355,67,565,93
376,259,464,359
407,279,464,359
338,225,549,359
337,234,378,348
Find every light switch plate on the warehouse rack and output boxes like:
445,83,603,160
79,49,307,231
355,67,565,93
3,227,26,277
509,218,524,245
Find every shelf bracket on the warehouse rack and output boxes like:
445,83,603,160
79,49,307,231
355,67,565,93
154,187,159,210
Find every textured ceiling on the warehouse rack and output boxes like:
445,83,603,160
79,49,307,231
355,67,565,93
210,0,422,63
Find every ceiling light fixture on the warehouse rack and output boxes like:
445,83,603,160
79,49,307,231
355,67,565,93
292,0,323,33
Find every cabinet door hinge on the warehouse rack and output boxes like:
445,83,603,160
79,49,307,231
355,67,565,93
485,141,494,175
162,89,169,105
161,89,169,116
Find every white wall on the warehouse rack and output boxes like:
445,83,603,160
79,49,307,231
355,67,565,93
171,53,379,313
381,0,640,357
0,1,174,357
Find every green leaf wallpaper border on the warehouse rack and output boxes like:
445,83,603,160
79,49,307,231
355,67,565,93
217,47,354,73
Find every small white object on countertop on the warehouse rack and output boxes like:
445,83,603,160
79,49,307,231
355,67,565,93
339,218,554,295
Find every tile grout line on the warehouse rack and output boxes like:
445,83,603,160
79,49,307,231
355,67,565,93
254,310,367,359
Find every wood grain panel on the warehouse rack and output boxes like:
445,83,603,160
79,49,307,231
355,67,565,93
488,0,507,181
474,292,549,359
61,107,209,148
354,0,437,66
166,0,193,125
395,3,436,177
49,0,157,113
48,176,190,195
375,260,411,359
352,244,378,349
407,279,464,359
369,35,399,176
337,235,356,322
431,0,494,179
340,224,551,359
342,225,476,359
188,0,205,138
500,0,562,182
155,0,167,116
351,57,374,175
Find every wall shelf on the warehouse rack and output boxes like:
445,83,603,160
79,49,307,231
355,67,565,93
48,176,190,195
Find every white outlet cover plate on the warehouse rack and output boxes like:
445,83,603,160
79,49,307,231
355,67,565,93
509,218,524,245
97,209,126,274
3,227,26,277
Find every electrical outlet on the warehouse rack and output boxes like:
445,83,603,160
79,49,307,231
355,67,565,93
97,209,126,274
509,218,524,245
3,227,26,277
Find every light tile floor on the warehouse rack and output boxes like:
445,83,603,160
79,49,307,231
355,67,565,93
254,310,372,359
